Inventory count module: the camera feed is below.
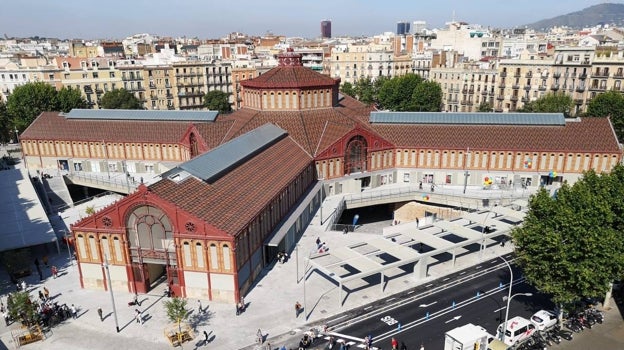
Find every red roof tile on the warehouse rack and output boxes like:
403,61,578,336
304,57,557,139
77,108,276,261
148,137,313,236
371,117,620,153
241,65,338,89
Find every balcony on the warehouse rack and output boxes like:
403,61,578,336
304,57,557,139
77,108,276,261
512,84,520,89
553,72,561,78
468,89,474,94
578,73,587,79
166,93,174,99
514,72,521,78
525,72,533,78
494,108,504,112
461,89,468,94
95,88,103,93
551,84,560,90
167,105,175,110
521,97,530,103
481,90,487,95
592,71,609,78
496,95,504,100
510,96,518,101
500,71,507,77
498,83,506,89
524,85,531,91
576,86,586,92
150,95,158,100
538,86,547,91
574,99,584,105
615,72,624,78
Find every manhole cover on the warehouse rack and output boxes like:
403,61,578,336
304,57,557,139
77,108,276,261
362,295,368,299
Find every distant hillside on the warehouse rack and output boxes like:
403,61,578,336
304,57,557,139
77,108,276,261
525,3,624,30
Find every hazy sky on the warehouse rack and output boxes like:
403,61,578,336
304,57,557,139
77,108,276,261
0,0,618,39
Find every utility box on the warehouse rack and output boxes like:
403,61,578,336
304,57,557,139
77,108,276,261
444,323,490,350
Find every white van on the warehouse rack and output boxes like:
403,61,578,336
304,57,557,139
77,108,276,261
496,316,536,346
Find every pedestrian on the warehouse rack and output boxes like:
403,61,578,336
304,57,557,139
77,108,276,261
500,237,506,247
135,309,142,324
198,299,203,314
419,181,423,190
420,344,424,350
133,293,140,306
391,337,398,350
20,280,26,291
42,255,49,267
43,286,50,300
2,310,8,326
71,304,77,319
295,301,302,317
203,330,209,344
51,265,58,278
343,226,348,234
256,328,263,344
38,290,45,302
97,307,103,321
34,258,40,268
316,237,321,248
401,341,408,350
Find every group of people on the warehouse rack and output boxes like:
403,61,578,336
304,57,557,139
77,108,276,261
277,251,289,264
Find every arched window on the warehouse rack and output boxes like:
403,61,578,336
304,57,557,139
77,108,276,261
222,244,231,271
126,206,173,251
344,135,368,174
210,243,219,269
196,242,204,268
189,133,199,158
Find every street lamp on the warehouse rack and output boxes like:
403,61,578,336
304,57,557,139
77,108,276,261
499,256,532,341
102,254,120,333
62,230,72,263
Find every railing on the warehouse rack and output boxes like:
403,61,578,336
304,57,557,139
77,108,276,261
56,190,118,212
66,172,139,193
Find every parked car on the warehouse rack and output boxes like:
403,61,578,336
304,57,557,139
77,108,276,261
531,310,558,331
497,316,536,346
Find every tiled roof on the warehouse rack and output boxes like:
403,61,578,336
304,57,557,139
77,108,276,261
20,112,208,144
371,117,620,152
64,109,219,122
149,137,313,236
240,65,338,89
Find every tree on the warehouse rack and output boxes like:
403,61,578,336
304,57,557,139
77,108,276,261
57,86,87,113
340,82,355,98
7,291,39,326
163,297,191,347
586,90,624,142
412,80,442,112
203,90,231,113
100,89,142,109
0,100,10,143
377,74,424,111
354,77,376,105
518,92,573,116
512,166,624,307
6,82,59,131
477,101,493,112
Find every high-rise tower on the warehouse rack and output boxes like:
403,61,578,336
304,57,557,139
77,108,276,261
321,20,332,39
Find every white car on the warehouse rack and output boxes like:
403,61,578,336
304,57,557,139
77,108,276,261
530,310,558,331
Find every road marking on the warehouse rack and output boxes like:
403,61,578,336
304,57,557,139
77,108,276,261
407,290,415,294
491,260,498,264
445,315,462,323
426,284,433,287
364,306,373,311
442,277,450,281
493,306,506,313
459,271,466,275
332,314,349,320
387,298,395,302
419,301,438,308
475,265,482,269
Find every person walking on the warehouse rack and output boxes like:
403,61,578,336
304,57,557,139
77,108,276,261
256,329,263,344
203,330,209,344
198,299,203,314
43,286,50,300
391,337,398,350
51,265,58,278
97,307,103,321
135,309,143,324
71,304,77,319
295,301,302,317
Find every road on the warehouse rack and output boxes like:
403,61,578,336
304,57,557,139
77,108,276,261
321,255,555,349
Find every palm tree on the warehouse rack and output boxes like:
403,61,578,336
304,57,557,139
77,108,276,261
163,297,190,348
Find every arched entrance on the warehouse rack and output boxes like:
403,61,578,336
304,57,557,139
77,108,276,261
344,135,368,175
126,205,178,294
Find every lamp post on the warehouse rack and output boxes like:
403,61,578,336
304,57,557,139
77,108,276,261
499,256,532,341
102,254,120,333
479,211,495,260
62,230,72,263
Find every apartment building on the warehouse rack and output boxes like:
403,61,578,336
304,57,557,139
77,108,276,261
173,62,205,110
231,65,260,110
117,60,148,108
327,45,397,83
57,57,121,109
432,66,497,112
145,64,176,110
0,57,62,102
586,46,624,103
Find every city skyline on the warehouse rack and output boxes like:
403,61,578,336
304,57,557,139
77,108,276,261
0,0,616,40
